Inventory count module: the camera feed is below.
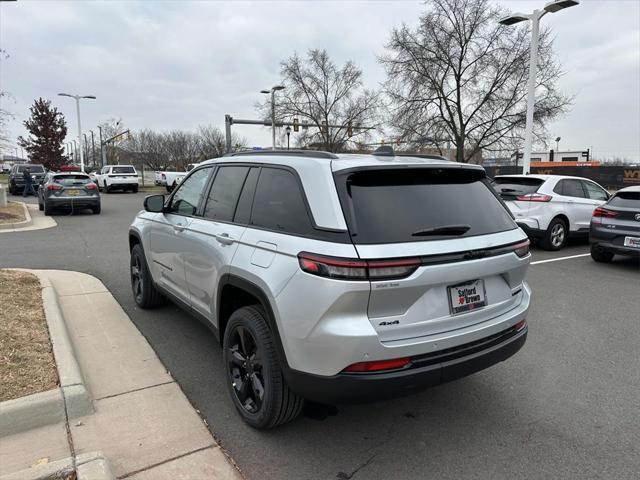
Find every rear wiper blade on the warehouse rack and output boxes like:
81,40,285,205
411,224,471,236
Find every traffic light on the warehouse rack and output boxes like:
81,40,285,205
293,118,299,133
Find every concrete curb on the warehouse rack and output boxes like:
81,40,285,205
0,201,33,230
0,451,115,480
0,272,93,437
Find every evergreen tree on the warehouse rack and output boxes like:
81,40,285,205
17,98,68,170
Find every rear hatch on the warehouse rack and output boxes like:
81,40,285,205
51,174,97,197
493,176,546,218
597,190,640,245
109,166,137,179
334,166,529,342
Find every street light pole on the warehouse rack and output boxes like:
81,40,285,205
499,0,579,174
261,85,285,150
58,93,96,172
90,130,96,167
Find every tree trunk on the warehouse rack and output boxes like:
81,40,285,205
455,137,465,163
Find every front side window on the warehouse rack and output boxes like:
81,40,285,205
250,168,314,235
203,166,249,222
582,181,608,201
167,167,212,216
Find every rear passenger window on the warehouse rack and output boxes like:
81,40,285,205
250,168,314,235
203,166,249,222
554,179,585,198
233,168,260,224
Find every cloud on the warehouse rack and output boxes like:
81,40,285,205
1,0,638,160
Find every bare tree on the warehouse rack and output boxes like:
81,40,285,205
198,125,246,159
259,49,380,152
381,0,570,162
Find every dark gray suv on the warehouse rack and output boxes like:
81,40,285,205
8,164,46,194
590,185,640,262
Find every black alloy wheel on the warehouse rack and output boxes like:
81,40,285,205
228,325,265,414
130,244,162,308
223,306,303,428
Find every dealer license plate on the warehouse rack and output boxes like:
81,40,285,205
623,236,640,249
67,189,80,196
448,279,487,315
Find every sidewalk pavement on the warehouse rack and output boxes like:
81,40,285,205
0,270,243,480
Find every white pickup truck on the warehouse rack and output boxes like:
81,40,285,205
155,163,200,192
94,165,139,193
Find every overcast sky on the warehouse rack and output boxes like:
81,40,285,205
1,0,638,161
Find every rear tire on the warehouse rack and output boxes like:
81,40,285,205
91,204,101,214
540,217,568,251
43,201,52,216
133,185,139,193
590,244,614,263
130,244,162,308
223,306,303,429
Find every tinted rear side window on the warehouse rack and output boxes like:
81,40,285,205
493,177,544,200
53,175,91,185
554,179,586,198
203,166,249,222
609,191,640,208
112,166,135,174
250,168,314,235
336,168,516,244
18,165,45,173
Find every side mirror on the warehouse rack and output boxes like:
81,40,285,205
144,194,165,213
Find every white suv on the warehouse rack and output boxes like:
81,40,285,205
129,150,531,428
95,165,139,193
494,175,609,250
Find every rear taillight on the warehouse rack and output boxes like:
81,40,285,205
592,207,618,218
515,193,552,202
85,182,97,190
298,253,420,281
343,357,411,373
47,184,63,191
513,239,530,258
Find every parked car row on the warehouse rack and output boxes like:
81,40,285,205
492,174,639,261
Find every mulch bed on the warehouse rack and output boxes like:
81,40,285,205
0,270,58,402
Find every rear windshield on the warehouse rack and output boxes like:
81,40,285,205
54,175,91,185
336,168,516,244
493,177,544,198
609,191,640,208
17,165,45,173
112,166,135,174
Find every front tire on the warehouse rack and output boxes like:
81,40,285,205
540,217,568,251
223,306,303,429
590,244,614,263
130,244,162,308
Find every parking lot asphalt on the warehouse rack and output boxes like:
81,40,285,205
2,192,639,480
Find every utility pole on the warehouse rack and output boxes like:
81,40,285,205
58,93,96,172
260,85,285,150
90,130,96,167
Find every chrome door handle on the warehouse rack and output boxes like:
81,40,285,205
173,224,186,232
215,233,234,245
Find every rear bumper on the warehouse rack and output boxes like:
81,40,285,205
46,196,100,208
284,325,527,404
590,225,640,257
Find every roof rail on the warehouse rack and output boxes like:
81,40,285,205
394,153,449,161
225,149,338,160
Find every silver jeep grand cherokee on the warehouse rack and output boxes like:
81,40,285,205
129,149,531,429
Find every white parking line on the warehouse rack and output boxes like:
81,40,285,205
531,253,591,265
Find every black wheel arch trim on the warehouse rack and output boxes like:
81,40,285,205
217,274,290,370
